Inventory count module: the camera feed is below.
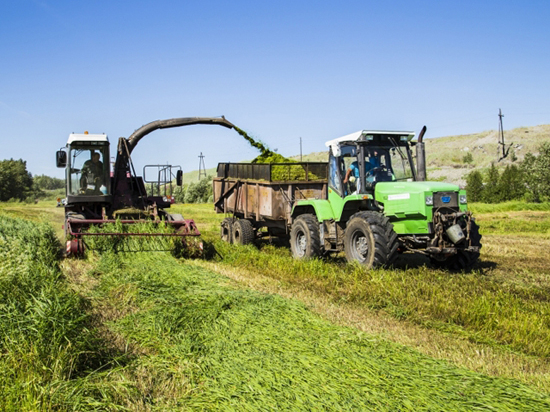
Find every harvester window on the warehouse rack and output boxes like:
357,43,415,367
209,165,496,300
68,146,110,196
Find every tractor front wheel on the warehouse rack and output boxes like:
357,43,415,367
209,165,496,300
344,211,398,269
290,214,321,259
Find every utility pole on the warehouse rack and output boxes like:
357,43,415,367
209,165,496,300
198,152,206,180
497,108,512,162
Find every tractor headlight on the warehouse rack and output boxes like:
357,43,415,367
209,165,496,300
459,194,467,204
425,195,433,206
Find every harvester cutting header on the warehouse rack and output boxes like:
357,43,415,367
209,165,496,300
56,116,235,256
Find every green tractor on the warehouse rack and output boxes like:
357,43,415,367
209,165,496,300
289,127,481,270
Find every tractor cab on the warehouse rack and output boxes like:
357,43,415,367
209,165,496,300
57,133,112,206
325,130,416,196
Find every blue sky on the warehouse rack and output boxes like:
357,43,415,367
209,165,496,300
1,0,549,178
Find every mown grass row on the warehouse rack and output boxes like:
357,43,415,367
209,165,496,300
0,215,133,411
212,239,550,360
85,250,550,410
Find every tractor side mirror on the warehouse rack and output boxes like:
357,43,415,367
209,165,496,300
176,170,183,186
56,150,67,168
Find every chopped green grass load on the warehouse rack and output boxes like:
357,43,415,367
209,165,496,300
234,126,319,181
84,248,550,410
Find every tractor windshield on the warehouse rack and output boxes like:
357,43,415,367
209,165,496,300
388,145,415,181
340,144,394,194
67,144,110,196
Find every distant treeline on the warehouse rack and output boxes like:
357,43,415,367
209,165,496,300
466,141,550,203
0,159,64,202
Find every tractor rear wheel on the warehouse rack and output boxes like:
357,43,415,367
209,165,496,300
344,211,398,269
220,217,235,243
290,214,321,259
232,219,255,245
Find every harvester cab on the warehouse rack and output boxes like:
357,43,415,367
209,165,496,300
56,116,235,256
57,132,111,207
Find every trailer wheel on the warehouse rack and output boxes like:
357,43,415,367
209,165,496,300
344,211,397,268
233,219,255,245
220,217,235,243
290,214,321,259
432,219,482,272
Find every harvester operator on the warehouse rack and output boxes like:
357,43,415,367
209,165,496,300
80,151,104,193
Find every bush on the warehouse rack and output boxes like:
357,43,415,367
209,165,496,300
0,159,33,201
498,164,525,201
482,163,501,203
462,152,473,164
466,170,484,202
184,176,213,203
522,141,550,202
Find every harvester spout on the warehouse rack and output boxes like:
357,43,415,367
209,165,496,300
126,116,235,154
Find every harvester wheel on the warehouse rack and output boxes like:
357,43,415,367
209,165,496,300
344,211,398,269
66,238,85,258
432,219,482,272
290,214,321,259
220,217,235,243
232,219,255,245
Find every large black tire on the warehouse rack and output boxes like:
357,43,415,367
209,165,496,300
290,214,321,259
433,219,482,272
220,217,235,243
232,219,255,245
344,211,398,268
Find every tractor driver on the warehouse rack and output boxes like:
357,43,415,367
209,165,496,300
343,149,381,192
80,151,104,193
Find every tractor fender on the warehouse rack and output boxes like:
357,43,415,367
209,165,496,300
291,199,335,222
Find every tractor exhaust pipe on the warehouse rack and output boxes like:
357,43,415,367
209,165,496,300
416,125,427,181
126,116,235,154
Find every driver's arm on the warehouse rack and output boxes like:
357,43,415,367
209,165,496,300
343,168,352,184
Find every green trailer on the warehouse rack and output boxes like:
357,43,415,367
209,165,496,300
214,127,481,270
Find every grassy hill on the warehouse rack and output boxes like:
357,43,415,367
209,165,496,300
424,124,550,185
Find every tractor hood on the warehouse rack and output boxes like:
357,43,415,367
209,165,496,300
375,180,463,221
375,181,460,198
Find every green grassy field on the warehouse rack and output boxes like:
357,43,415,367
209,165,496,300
1,200,550,410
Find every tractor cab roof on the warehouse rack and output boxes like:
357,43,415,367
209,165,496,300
325,130,415,156
67,133,109,146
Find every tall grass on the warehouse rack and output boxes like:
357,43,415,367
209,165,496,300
0,216,129,410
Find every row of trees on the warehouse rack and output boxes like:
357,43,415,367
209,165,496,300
466,141,550,203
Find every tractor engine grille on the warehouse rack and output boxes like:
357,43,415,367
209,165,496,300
433,191,458,209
